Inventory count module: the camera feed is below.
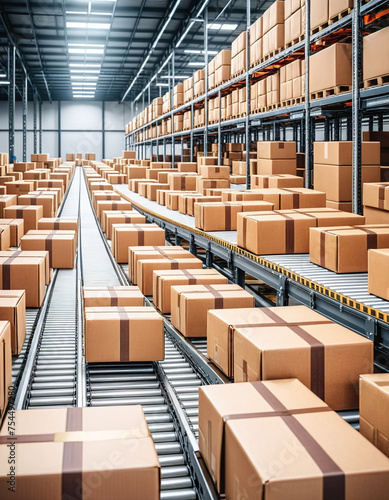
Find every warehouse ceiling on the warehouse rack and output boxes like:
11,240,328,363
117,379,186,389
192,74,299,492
0,0,273,103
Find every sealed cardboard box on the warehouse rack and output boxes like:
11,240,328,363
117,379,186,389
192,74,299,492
0,321,11,419
252,173,304,189
363,182,389,210
0,195,18,218
0,225,10,251
311,0,328,29
326,200,353,212
5,180,35,196
168,173,198,191
171,284,254,337
37,217,78,234
92,191,121,211
0,255,46,307
83,286,144,307
0,290,25,355
194,201,274,231
129,246,193,283
207,305,334,378
257,158,297,175
112,224,165,263
198,165,230,179
196,178,230,195
21,230,77,269
0,250,51,286
153,268,227,314
224,401,389,500
314,141,381,166
177,162,197,173
138,257,203,296
0,405,161,500
310,42,352,93
221,190,268,202
3,205,43,232
96,200,132,220
257,141,296,159
0,219,24,247
85,309,164,362
363,25,389,82
310,225,389,272
199,378,330,493
360,373,389,457
368,248,389,300
104,212,146,239
17,193,56,218
37,180,65,199
234,321,372,409
364,206,389,224
89,181,113,192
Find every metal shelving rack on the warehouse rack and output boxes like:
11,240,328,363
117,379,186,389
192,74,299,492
125,0,389,212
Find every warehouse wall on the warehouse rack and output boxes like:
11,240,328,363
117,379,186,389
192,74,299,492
0,100,132,161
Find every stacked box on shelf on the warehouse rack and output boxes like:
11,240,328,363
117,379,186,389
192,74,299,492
284,0,305,47
231,31,246,76
363,131,389,179
194,69,205,97
280,59,305,104
208,56,215,90
214,49,231,86
162,91,170,114
363,183,389,224
313,141,381,209
183,76,193,103
262,0,284,59
173,82,184,109
256,141,297,175
252,173,304,188
249,16,262,67
363,26,389,89
265,72,280,109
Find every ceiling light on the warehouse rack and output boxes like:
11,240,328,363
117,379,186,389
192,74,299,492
70,69,100,73
0,73,6,77
73,91,95,95
71,81,97,86
184,49,218,55
188,62,205,67
156,83,169,87
71,75,99,80
66,11,88,15
69,48,104,54
66,22,111,29
73,95,95,98
0,81,10,85
160,75,190,79
69,64,101,68
68,43,104,47
207,23,238,31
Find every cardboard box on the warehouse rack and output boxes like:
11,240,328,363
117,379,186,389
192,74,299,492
262,0,285,34
0,405,161,500
171,284,254,337
0,219,24,247
0,321,11,420
196,178,230,195
0,195,18,218
168,173,198,191
3,205,44,232
311,0,328,30
0,250,51,286
310,225,389,272
37,217,78,234
0,255,46,307
329,0,353,19
177,162,197,173
310,42,352,93
360,373,389,457
36,180,65,199
258,141,297,159
85,309,164,362
194,201,274,231
363,182,389,210
326,200,353,212
112,224,165,263
234,321,372,409
17,193,56,218
256,158,297,175
128,246,193,284
314,141,381,166
138,257,202,296
153,268,227,314
364,206,389,224
224,396,389,500
363,25,389,82
207,305,334,377
83,286,144,308
104,212,146,239
21,230,77,269
368,248,389,300
5,180,35,196
0,290,25,355
0,226,10,251
252,174,304,189
96,200,132,220
199,166,230,179
199,378,331,493
92,191,121,211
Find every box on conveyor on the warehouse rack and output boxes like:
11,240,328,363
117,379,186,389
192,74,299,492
5,180,35,196
0,226,10,251
310,224,389,273
83,286,144,308
0,321,11,421
0,195,18,218
368,248,389,300
49,171,70,188
238,208,365,254
0,405,161,500
196,178,230,195
36,180,65,199
104,212,146,239
179,195,222,216
252,173,304,189
363,182,389,223
21,230,77,269
168,173,199,191
177,162,197,172
194,200,274,231
89,181,113,192
85,308,164,362
96,200,132,220
92,191,121,211
146,183,170,201
17,193,56,218
198,165,230,179
4,205,44,233
128,246,194,284
0,250,51,286
0,290,25,355
171,284,254,337
105,173,127,184
360,373,389,458
23,169,50,181
37,217,78,234
0,219,24,247
153,268,228,314
0,255,46,307
112,223,165,264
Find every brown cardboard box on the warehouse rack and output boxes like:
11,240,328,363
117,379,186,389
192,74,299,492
0,219,24,247
177,162,197,173
166,191,195,211
257,158,297,175
17,193,56,218
112,224,165,263
311,0,328,29
310,225,389,272
21,230,77,269
123,150,137,159
368,248,389,300
0,321,11,420
85,309,164,362
207,305,333,377
363,25,389,82
168,173,198,191
329,0,353,19
363,182,389,210
224,398,389,500
234,321,372,409
5,180,35,196
4,205,44,232
13,162,36,172
50,172,70,188
138,257,202,296
146,183,170,201
257,141,296,159
196,178,230,194
0,226,10,251
199,378,331,493
104,212,146,239
0,255,46,307
0,250,51,286
92,192,121,211
0,290,25,355
0,405,161,500
326,200,353,212
220,191,266,202
171,284,254,337
24,169,50,181
37,218,78,235
364,206,389,224
36,180,65,199
0,195,18,218
128,246,193,284
314,141,381,166
96,200,132,220
360,373,389,457
83,286,144,308
252,174,304,189
153,268,227,314
310,42,352,93
262,0,285,34
89,181,113,192
199,166,230,179
194,201,274,231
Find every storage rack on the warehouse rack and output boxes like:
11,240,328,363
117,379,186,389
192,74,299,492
125,0,389,213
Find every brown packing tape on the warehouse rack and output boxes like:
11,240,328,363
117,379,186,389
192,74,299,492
320,232,326,268
181,176,186,190
263,178,269,188
223,405,332,422
225,204,232,231
63,407,83,500
378,186,385,209
107,286,119,306
2,254,21,289
119,313,130,361
44,231,57,268
133,224,145,246
204,284,224,308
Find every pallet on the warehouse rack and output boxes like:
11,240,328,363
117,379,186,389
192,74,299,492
284,35,304,49
251,107,267,114
261,48,283,63
231,69,245,79
267,103,282,111
310,20,333,36
329,7,352,23
364,74,389,89
310,85,351,100
281,96,305,107
250,59,262,69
